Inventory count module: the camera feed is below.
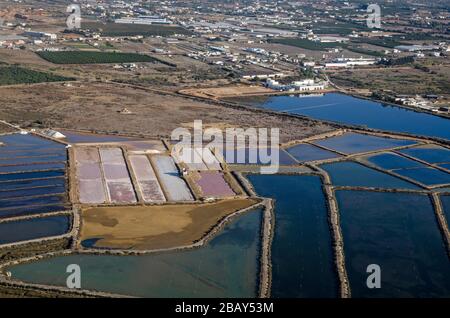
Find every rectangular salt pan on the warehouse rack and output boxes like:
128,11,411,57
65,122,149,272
106,182,137,203
0,154,67,165
129,155,158,181
0,194,66,209
74,148,107,204
0,185,66,200
286,143,341,162
99,148,136,203
153,155,193,201
74,147,100,163
139,180,166,202
0,178,65,191
102,163,131,180
129,155,165,202
313,133,416,154
0,163,65,173
394,167,450,186
0,150,67,159
78,180,106,204
0,215,71,245
174,147,208,171
99,148,125,164
197,148,221,170
221,147,297,165
77,163,102,180
398,145,450,164
0,204,68,219
0,171,65,182
0,133,66,149
365,152,423,170
196,172,235,197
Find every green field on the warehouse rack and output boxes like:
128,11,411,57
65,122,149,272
352,38,407,49
346,45,385,57
37,51,158,64
269,38,345,51
0,65,74,85
84,22,193,37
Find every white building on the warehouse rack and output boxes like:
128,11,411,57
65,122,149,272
242,72,285,80
313,36,349,43
42,129,66,139
395,45,440,52
115,16,172,25
266,78,327,91
23,31,57,40
291,80,326,91
302,61,316,67
325,57,377,68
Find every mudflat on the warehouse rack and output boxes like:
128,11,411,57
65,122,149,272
80,198,259,250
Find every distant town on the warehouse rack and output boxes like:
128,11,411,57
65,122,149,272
0,0,449,302
0,0,449,114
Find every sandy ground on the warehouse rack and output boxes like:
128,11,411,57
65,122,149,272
179,85,275,99
80,198,258,250
0,81,333,143
0,49,55,69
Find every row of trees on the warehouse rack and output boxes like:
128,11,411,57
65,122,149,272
37,51,157,64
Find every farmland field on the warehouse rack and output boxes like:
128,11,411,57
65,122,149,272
345,45,385,57
0,65,73,85
37,51,158,64
83,22,193,37
352,37,407,49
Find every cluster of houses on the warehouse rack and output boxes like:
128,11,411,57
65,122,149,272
394,43,450,58
0,30,57,49
393,95,449,113
299,57,378,70
324,57,378,68
115,16,172,25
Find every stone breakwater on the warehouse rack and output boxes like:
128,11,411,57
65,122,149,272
258,199,274,298
431,193,450,256
311,165,351,298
